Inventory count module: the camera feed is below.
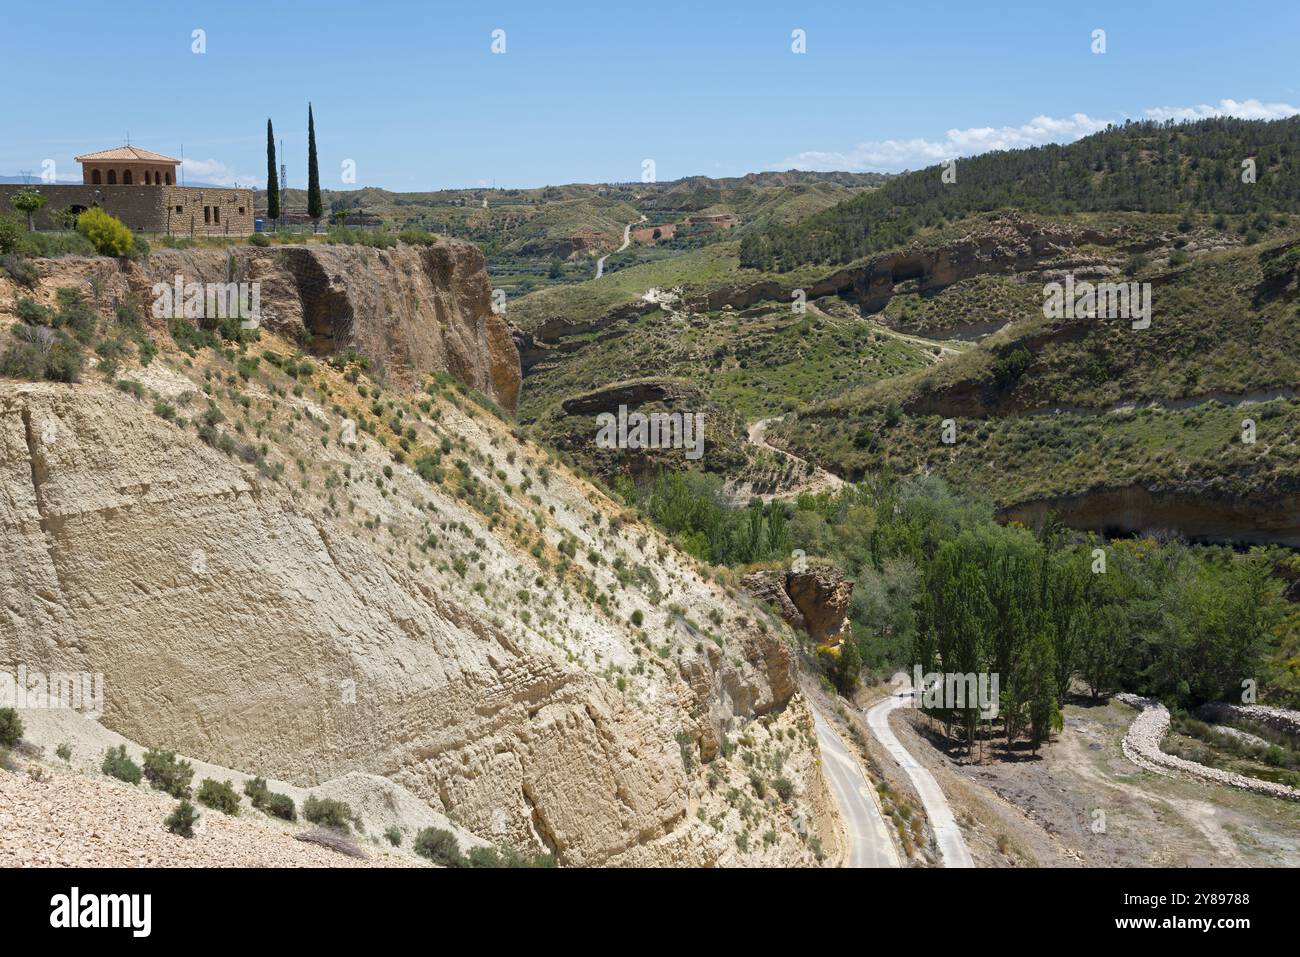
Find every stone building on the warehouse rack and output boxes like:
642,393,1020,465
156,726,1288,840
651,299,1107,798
0,144,254,238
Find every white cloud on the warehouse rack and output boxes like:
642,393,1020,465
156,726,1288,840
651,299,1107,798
179,158,259,188
783,98,1300,173
1141,98,1300,123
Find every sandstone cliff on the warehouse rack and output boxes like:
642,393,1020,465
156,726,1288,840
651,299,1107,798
742,564,854,649
13,240,520,410
0,249,836,866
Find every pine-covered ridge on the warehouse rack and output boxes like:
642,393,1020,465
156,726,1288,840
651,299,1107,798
741,117,1300,272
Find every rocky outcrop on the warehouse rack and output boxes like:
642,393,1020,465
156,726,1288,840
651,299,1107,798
999,484,1300,548
560,378,699,416
1117,694,1300,802
742,564,854,648
13,241,521,410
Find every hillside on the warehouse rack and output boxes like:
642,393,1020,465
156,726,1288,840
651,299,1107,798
0,241,839,867
741,117,1300,271
766,219,1300,543
268,171,888,299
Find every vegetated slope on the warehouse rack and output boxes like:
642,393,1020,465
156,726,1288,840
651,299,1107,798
271,171,886,295
0,246,838,867
769,227,1300,544
741,116,1300,271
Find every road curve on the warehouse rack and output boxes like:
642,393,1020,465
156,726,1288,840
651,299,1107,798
865,691,974,867
595,216,645,278
812,705,900,868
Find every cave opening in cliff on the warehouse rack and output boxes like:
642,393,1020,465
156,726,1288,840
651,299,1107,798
890,259,927,285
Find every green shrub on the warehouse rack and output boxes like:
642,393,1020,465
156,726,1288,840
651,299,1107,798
384,825,402,847
15,297,51,325
243,776,270,806
142,748,194,798
302,794,353,831
55,742,72,762
263,792,297,821
0,214,21,254
196,778,241,816
773,777,794,802
0,254,39,288
101,745,142,784
248,232,271,247
0,340,46,380
75,208,134,257
42,338,84,383
0,708,23,747
630,609,644,628
412,827,463,866
466,845,504,867
165,799,200,838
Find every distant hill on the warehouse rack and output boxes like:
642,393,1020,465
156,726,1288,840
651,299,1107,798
741,117,1300,271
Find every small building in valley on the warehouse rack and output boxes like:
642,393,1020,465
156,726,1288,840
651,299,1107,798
0,144,254,238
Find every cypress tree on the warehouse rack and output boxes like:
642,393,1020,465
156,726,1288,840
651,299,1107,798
265,119,280,224
306,103,322,231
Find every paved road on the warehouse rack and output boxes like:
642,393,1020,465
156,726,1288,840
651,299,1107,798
812,705,900,868
595,216,645,278
865,690,974,868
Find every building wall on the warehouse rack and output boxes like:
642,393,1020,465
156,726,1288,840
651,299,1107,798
82,162,178,186
0,185,254,237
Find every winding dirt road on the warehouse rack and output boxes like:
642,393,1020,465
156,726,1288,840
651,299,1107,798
595,216,646,278
866,689,975,868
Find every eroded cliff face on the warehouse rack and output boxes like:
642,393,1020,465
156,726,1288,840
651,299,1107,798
742,564,854,649
16,240,521,410
0,341,830,864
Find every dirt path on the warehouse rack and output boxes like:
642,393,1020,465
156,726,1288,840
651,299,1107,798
595,216,645,278
744,416,846,500
806,301,965,361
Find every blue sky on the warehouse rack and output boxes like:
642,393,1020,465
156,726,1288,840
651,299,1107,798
3,0,1298,190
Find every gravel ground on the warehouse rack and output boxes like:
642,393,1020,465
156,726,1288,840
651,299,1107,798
0,764,421,868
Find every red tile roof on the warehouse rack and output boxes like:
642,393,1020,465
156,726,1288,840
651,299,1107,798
75,146,181,164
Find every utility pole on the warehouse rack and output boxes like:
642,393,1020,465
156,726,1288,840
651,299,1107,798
280,137,286,223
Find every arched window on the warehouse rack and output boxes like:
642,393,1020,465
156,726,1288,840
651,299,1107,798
123,170,133,185
92,169,102,185
165,171,173,185
107,170,117,184
144,171,151,185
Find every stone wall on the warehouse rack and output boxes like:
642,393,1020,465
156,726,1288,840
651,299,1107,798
0,184,253,237
1117,694,1300,802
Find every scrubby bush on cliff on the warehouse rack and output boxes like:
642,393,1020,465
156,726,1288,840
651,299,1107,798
1,253,39,288
75,208,134,257
302,794,354,831
413,827,463,866
165,799,200,838
244,776,297,820
0,214,21,255
196,778,241,816
101,745,142,784
143,748,195,798
263,792,297,821
0,708,23,748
